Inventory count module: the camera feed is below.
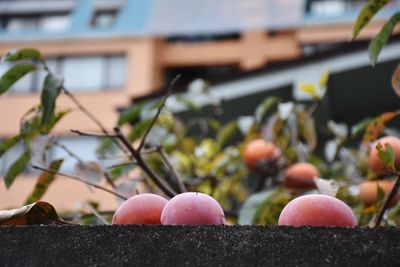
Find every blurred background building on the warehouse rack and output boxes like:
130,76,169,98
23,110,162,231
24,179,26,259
1,0,400,210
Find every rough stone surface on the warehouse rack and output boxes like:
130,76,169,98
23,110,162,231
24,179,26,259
0,225,399,266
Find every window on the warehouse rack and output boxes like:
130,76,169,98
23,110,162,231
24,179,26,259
51,137,102,173
39,15,70,32
92,9,118,28
62,55,126,91
107,55,126,88
0,136,106,175
0,55,126,94
6,17,38,32
0,142,24,175
63,57,105,91
3,13,70,32
167,32,240,43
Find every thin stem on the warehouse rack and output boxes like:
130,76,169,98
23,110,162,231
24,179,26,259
157,146,187,193
31,165,127,200
306,87,329,117
51,138,82,163
62,88,115,140
374,175,400,227
306,102,319,117
137,75,180,152
84,203,109,225
51,136,117,190
114,127,177,198
71,129,119,138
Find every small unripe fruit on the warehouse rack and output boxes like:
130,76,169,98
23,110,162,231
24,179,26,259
283,162,319,189
278,194,357,226
112,194,168,224
369,136,400,174
161,192,225,225
359,180,400,207
243,139,280,168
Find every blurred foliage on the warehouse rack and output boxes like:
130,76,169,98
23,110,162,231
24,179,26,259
2,46,400,227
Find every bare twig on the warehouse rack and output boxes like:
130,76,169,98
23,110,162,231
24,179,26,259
374,175,400,227
51,136,117,190
102,172,117,190
71,129,118,138
31,165,127,200
137,75,180,152
306,102,319,117
51,138,82,163
306,88,329,117
141,147,159,154
84,203,110,225
113,127,177,198
157,146,187,193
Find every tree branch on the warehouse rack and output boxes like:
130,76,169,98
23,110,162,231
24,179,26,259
137,75,180,152
113,127,177,198
157,146,187,193
70,129,119,138
31,165,126,200
374,175,400,227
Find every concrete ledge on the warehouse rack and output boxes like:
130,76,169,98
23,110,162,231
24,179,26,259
1,225,399,266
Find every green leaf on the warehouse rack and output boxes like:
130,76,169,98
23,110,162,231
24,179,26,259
252,188,292,225
3,48,42,62
24,159,63,205
351,0,390,40
238,191,272,225
20,114,42,140
351,117,373,138
41,109,71,134
128,120,152,142
0,63,37,95
96,138,114,156
4,149,31,189
376,143,396,171
254,96,280,124
0,201,66,225
109,162,135,179
216,121,238,147
118,103,144,126
369,12,400,65
40,74,64,127
0,134,21,158
175,95,201,111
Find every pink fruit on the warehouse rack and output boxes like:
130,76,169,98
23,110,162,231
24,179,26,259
112,193,168,224
161,192,226,225
278,194,357,226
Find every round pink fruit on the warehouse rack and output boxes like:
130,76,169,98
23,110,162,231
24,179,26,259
112,193,168,224
161,192,226,225
278,194,357,227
